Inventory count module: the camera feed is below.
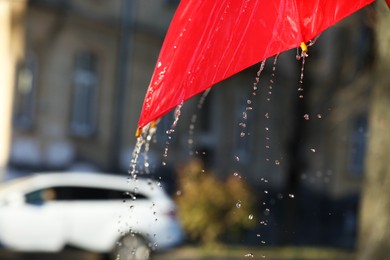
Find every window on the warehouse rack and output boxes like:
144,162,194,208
348,115,368,176
70,51,99,137
25,186,146,204
13,55,37,130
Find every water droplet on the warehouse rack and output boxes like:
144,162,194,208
304,114,309,120
235,155,240,162
233,172,239,177
236,201,242,208
242,112,247,120
265,113,270,119
275,160,280,165
248,214,254,220
245,253,254,258
317,114,322,119
310,148,316,153
240,132,246,137
289,194,295,198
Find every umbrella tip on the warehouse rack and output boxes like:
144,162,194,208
135,127,142,138
300,42,308,54
135,120,158,138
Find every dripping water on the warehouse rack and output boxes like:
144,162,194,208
237,59,267,146
162,102,183,165
264,55,279,162
142,126,157,174
266,55,278,102
129,133,146,180
297,54,307,99
188,89,211,155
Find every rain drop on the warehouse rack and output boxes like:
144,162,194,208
310,148,316,153
248,214,254,220
289,194,295,198
317,114,322,119
275,160,280,165
236,201,242,208
242,112,248,120
304,114,310,120
245,253,254,258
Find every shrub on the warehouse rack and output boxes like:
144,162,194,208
175,159,256,244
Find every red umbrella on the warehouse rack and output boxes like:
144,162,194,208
136,0,375,136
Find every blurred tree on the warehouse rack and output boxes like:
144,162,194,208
358,2,390,259
175,159,256,245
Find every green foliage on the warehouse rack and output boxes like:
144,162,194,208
175,159,256,244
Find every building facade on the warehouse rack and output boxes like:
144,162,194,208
6,0,372,206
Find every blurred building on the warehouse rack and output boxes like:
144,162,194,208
9,0,177,172
3,0,373,247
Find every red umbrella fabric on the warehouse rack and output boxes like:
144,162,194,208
136,0,374,134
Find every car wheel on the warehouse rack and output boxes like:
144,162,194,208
112,234,151,260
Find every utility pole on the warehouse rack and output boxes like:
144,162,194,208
111,0,133,172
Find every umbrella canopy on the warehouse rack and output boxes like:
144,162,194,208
136,0,374,134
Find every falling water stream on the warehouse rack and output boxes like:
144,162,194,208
162,102,183,166
188,88,211,155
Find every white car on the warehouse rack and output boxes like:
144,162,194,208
0,172,184,259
